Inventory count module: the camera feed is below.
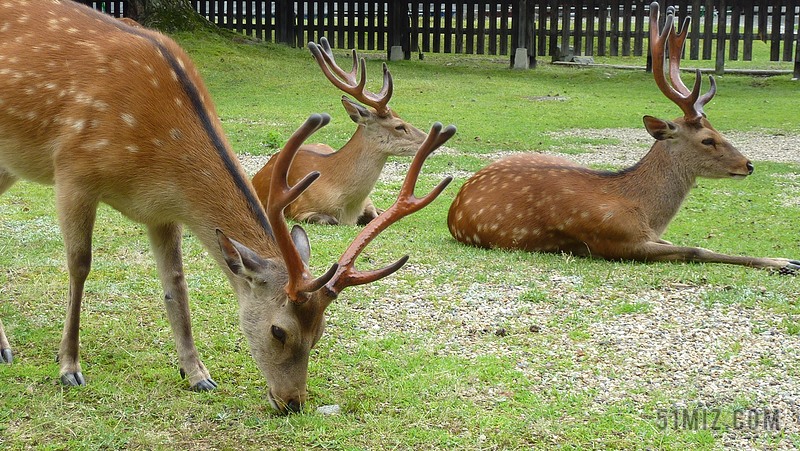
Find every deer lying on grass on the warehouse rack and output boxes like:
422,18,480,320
447,2,799,275
251,37,428,226
0,0,453,413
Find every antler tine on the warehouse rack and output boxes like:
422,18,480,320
321,123,456,300
268,113,339,303
667,15,692,96
649,2,704,123
308,37,393,116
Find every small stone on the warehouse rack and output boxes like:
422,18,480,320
529,325,541,333
316,404,342,416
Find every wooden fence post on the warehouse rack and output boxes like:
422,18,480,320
275,0,295,47
715,0,727,75
794,27,800,80
511,0,536,69
387,1,410,60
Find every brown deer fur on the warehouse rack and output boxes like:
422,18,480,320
252,97,427,225
0,0,451,414
447,3,798,275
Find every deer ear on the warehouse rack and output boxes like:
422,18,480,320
643,115,678,141
341,96,372,124
290,225,311,266
216,229,272,280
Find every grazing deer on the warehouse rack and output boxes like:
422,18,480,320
251,37,428,226
0,0,453,413
447,2,799,275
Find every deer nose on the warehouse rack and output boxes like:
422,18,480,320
286,398,303,413
746,162,754,175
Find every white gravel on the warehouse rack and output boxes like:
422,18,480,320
239,128,800,449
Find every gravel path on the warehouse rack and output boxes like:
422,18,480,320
239,129,799,449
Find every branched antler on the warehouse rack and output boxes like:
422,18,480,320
267,113,339,303
321,122,456,300
308,37,393,116
649,2,716,123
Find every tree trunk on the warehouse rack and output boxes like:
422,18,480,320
128,0,215,33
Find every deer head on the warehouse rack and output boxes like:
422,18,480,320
221,114,454,413
309,37,427,157
646,2,753,180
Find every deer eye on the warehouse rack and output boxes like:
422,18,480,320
395,125,406,132
271,325,287,344
701,138,715,146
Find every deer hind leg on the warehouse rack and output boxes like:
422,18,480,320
147,223,217,391
54,183,98,386
0,169,17,363
636,241,799,274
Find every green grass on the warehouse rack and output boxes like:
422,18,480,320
1,29,799,450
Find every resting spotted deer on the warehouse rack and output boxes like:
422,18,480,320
251,37,428,226
0,0,453,413
447,2,799,275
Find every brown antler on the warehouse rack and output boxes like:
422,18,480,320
308,37,393,116
649,2,715,123
320,122,456,301
267,113,339,303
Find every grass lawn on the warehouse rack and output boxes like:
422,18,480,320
0,28,799,450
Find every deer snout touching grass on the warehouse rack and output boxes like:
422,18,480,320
447,2,798,275
251,37,428,226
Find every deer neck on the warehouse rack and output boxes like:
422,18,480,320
177,158,279,277
619,140,698,236
333,126,390,198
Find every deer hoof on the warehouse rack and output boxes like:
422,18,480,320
778,260,800,276
190,378,218,392
308,214,339,225
60,371,86,386
0,348,12,364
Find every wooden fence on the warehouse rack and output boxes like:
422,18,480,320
78,1,800,76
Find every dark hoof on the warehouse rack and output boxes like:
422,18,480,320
60,372,86,386
180,368,218,391
778,260,799,276
0,348,12,364
191,378,218,392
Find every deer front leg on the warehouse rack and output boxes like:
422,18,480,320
0,170,17,364
636,241,799,274
357,198,382,226
0,319,11,363
54,185,98,386
148,223,217,391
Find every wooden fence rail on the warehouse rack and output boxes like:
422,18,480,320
77,1,800,76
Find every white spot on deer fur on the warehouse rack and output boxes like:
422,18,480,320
170,70,178,81
602,211,613,222
145,65,155,74
126,145,140,153
93,101,109,111
72,119,85,132
120,113,136,127
170,129,183,140
174,97,183,108
472,235,481,245
84,139,108,151
150,78,159,88
581,211,590,218
153,139,164,147
66,28,79,34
